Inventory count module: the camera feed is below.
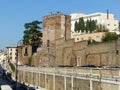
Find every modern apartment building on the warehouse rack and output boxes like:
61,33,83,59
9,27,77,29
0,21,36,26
70,12,119,42
6,45,17,64
70,12,119,33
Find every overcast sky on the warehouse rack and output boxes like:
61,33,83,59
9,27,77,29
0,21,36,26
0,0,120,50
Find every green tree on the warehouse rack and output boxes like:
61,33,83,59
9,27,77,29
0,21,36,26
90,20,96,32
89,19,96,33
74,21,79,32
85,19,97,33
74,18,97,33
96,24,108,32
89,19,92,33
23,20,42,53
78,17,85,32
9,62,15,72
102,32,118,42
85,19,90,33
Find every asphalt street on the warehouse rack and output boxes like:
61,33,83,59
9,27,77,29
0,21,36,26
0,65,30,90
0,73,8,85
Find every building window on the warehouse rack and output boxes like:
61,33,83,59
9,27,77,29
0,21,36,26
108,24,110,26
15,52,17,56
96,36,100,41
11,49,12,51
24,47,28,56
10,53,12,55
77,38,79,40
15,57,17,59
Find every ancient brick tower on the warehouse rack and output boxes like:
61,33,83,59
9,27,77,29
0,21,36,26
42,12,71,48
34,12,71,66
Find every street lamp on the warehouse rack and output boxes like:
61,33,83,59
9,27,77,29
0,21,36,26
16,39,23,88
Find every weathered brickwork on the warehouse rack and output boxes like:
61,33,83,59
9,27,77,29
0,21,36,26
16,12,120,90
31,12,120,67
18,45,32,65
18,12,120,67
32,37,120,67
42,12,71,48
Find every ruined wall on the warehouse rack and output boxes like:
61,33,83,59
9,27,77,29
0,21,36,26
33,46,56,66
55,38,64,66
28,11,120,67
55,38,120,66
55,39,88,66
19,45,32,65
73,41,88,66
59,39,75,66
86,40,120,66
34,38,120,67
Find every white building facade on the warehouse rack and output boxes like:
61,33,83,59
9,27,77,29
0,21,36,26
6,45,17,64
0,50,7,69
70,12,119,33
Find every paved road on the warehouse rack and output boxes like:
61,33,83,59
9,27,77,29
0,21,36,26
0,73,8,85
0,65,37,90
0,73,30,90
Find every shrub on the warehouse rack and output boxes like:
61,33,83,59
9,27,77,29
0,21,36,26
28,56,32,66
88,39,98,44
102,32,118,42
9,62,15,72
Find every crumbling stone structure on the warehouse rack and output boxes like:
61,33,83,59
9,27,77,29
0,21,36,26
19,12,120,67
33,12,120,67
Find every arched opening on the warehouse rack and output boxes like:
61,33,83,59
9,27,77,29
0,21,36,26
77,56,81,66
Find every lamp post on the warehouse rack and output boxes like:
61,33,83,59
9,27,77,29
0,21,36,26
16,39,23,89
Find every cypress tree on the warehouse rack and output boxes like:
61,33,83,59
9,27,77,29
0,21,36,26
85,19,90,33
74,21,78,32
78,17,85,33
86,19,97,33
90,20,96,32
